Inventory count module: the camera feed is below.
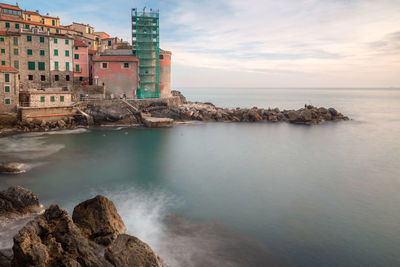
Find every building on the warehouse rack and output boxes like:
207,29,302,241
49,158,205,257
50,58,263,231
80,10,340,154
159,49,171,98
19,89,72,108
92,51,138,99
0,66,18,112
64,23,98,50
132,8,160,99
73,40,89,83
49,34,74,89
0,3,71,35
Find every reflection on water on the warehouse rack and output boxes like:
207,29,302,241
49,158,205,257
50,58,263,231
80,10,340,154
0,88,400,267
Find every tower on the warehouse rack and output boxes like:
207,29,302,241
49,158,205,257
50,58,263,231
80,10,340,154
131,8,160,99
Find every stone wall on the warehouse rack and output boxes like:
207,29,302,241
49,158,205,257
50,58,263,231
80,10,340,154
20,106,78,122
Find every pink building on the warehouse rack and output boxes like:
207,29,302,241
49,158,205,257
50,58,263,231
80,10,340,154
73,40,89,83
92,55,138,99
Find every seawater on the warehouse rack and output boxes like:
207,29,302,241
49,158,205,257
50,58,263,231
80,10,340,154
1,88,400,267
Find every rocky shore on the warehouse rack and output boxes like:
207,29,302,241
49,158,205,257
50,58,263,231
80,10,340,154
0,90,349,136
0,186,163,267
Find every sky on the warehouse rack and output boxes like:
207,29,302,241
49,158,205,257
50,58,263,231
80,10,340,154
12,0,400,88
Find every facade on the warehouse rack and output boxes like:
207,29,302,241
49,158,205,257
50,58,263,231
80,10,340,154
19,30,51,90
159,49,171,98
0,66,18,112
73,40,89,82
92,54,138,99
19,89,72,108
49,34,73,89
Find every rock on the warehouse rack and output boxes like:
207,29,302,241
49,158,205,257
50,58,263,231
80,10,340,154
318,107,328,114
328,108,338,116
143,117,174,128
12,205,112,267
288,110,299,122
0,248,13,267
268,115,278,122
57,120,66,128
248,110,263,122
72,195,127,246
0,162,26,174
300,109,312,121
0,186,41,215
105,234,163,267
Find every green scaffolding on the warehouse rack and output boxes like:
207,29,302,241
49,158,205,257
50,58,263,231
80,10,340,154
132,8,160,99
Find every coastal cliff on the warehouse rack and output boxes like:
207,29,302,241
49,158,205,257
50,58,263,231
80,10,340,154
0,186,163,267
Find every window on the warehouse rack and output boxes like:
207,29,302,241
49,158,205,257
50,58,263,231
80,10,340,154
5,22,10,28
25,24,29,29
102,62,108,68
27,35,32,42
13,37,18,45
56,29,59,34
74,54,79,59
54,75,59,81
65,40,69,45
40,96,45,102
50,96,55,102
75,64,79,72
5,73,9,83
14,60,18,69
54,62,59,70
1,61,5,66
54,49,58,56
108,40,111,46
159,55,164,60
52,20,55,26
5,99,10,105
66,62,70,71
27,49,33,55
4,86,10,92
65,50,69,57
66,75,70,81
0,37,3,42
38,62,45,71
40,36,44,43
13,48,18,55
123,63,129,68
79,77,83,81
75,46,78,50
40,75,45,81
40,50,45,56
28,75,33,80
60,96,64,102
1,49,5,54
28,61,35,70
15,23,19,29
53,38,58,44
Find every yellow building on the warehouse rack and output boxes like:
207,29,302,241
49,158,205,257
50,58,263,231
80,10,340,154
23,10,60,27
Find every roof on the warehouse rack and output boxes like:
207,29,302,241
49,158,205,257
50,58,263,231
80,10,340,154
74,40,88,47
88,49,97,55
0,30,20,36
0,66,18,72
0,3,22,11
92,55,138,62
23,10,40,15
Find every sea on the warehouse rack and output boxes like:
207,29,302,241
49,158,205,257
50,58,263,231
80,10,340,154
1,88,400,267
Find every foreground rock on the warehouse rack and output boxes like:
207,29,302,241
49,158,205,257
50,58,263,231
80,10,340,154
12,205,112,267
0,186,41,216
105,234,163,267
0,163,26,174
72,195,127,246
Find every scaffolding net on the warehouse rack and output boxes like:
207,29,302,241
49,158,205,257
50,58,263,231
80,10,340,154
132,8,160,99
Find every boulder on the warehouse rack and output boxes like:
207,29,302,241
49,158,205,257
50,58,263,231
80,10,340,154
248,110,263,122
0,248,13,267
72,195,127,246
104,234,163,267
12,205,112,267
299,109,312,121
328,108,338,116
0,186,41,215
0,162,26,174
288,110,299,122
